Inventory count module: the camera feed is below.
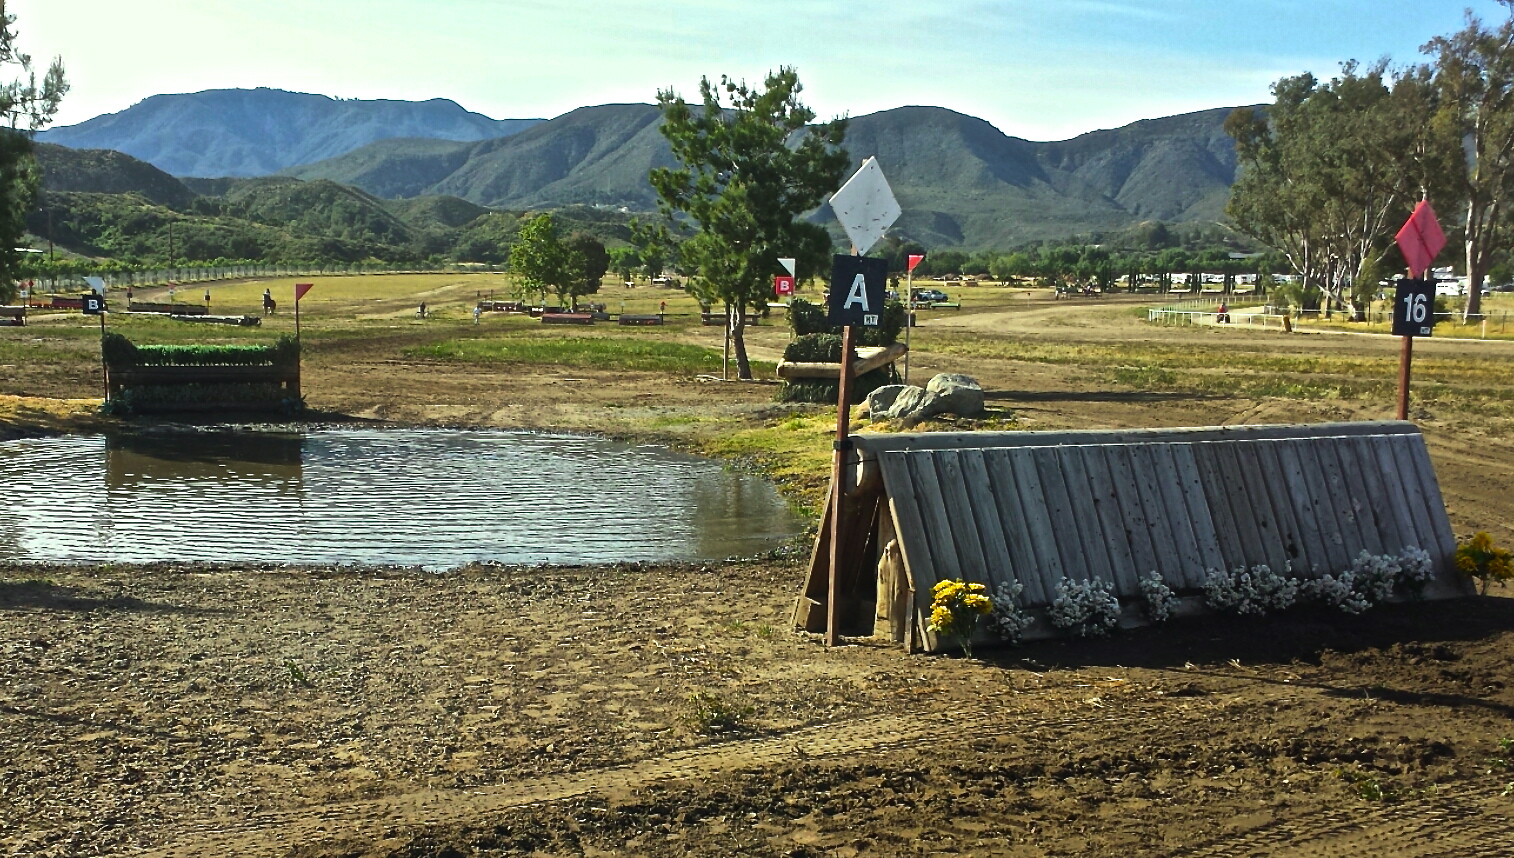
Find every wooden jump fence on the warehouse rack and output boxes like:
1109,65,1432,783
796,422,1471,652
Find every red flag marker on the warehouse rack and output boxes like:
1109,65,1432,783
294,282,315,302
907,254,925,273
1395,202,1445,279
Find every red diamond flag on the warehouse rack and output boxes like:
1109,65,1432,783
907,254,925,272
294,282,315,302
1396,201,1446,279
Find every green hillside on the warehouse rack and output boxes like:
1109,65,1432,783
289,103,1248,249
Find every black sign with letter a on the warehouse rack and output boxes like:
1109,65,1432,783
827,254,888,327
1392,278,1434,337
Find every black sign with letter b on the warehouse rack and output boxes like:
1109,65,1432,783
827,254,888,327
1392,278,1434,337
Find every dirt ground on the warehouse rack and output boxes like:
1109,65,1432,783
4,285,1514,856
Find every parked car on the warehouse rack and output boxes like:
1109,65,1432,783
912,288,949,303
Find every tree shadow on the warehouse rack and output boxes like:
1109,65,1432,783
0,579,219,614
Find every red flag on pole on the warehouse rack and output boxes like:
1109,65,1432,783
907,254,925,273
294,282,315,302
1395,202,1446,279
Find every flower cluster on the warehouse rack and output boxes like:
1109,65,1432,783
1202,563,1299,616
1398,546,1434,595
1456,532,1514,595
928,579,993,657
988,581,1034,644
1301,571,1372,614
1048,577,1120,637
1138,571,1177,623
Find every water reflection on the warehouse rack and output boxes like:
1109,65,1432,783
0,429,803,567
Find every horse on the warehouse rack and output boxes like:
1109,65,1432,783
263,295,277,315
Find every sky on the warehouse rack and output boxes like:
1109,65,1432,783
13,0,1513,141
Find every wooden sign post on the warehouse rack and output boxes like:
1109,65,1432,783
824,253,889,646
824,158,901,646
1393,202,1446,421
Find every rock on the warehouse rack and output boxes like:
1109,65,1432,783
863,385,912,417
881,386,938,422
925,373,985,417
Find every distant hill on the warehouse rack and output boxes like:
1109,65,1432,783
37,88,543,177
287,104,672,209
290,103,1249,248
34,143,199,209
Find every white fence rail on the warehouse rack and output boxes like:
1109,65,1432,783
1147,308,1290,329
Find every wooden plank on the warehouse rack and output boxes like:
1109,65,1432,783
1312,438,1368,562
1294,440,1354,573
1104,444,1169,588
1034,447,1094,581
1370,435,1436,553
794,490,833,632
934,451,991,585
849,421,1422,457
1329,439,1386,556
1212,442,1273,569
1169,443,1228,583
1083,446,1141,597
1271,440,1335,576
1128,444,1193,588
1005,447,1065,604
878,453,942,622
1227,441,1291,575
1251,441,1309,573
1403,435,1458,560
960,449,1016,591
983,449,1051,606
1190,444,1248,572
907,452,964,584
1056,446,1118,588
1148,444,1213,588
1354,435,1418,552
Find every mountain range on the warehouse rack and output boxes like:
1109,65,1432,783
37,88,542,177
36,88,1252,250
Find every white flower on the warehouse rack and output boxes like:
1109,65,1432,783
1139,571,1177,623
988,581,1034,644
1049,577,1121,637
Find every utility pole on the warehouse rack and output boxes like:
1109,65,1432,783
167,221,175,269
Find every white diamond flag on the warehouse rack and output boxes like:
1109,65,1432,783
829,157,900,255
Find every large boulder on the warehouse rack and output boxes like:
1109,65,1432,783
925,373,985,417
863,385,911,418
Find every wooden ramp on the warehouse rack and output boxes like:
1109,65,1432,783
796,422,1472,652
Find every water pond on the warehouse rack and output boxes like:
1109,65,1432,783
0,428,806,567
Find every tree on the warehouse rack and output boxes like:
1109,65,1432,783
608,246,641,284
563,231,607,308
645,67,848,379
1425,4,1514,320
510,212,583,307
0,2,66,302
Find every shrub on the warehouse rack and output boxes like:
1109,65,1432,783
1048,577,1120,637
1456,532,1514,595
1202,563,1299,615
988,580,1034,644
927,579,993,657
1139,571,1177,623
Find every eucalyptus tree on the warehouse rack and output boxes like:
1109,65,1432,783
1424,4,1514,319
645,67,848,379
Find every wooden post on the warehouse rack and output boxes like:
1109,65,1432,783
1397,334,1412,421
826,324,857,647
99,308,108,401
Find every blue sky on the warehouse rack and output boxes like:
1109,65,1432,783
15,1,1511,140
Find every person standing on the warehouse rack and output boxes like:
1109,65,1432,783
473,304,482,325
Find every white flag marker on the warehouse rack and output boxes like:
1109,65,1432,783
828,157,901,255
778,257,796,277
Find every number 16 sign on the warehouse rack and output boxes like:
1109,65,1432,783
1392,278,1435,338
